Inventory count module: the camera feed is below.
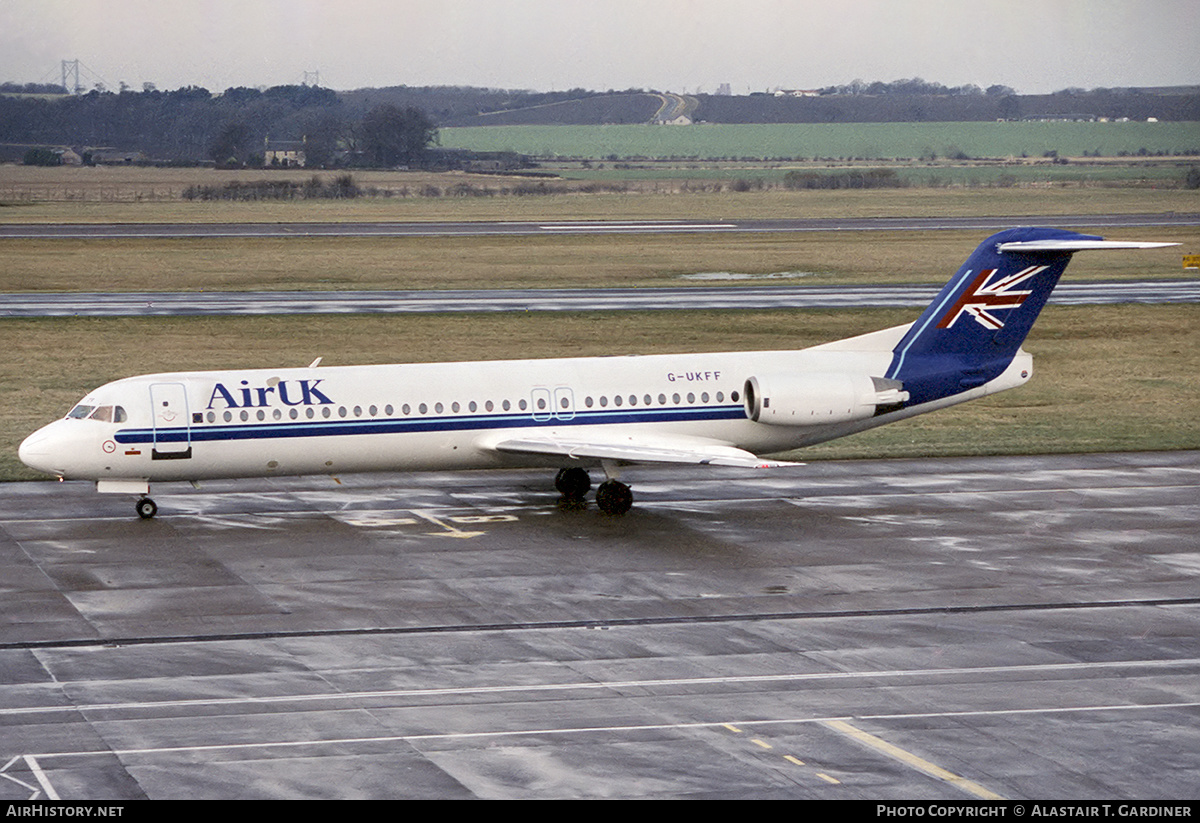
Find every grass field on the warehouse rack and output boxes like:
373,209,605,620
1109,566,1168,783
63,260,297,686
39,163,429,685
2,304,1197,481
3,166,1196,297
2,169,1199,228
551,159,1194,187
3,159,1200,224
2,225,1195,294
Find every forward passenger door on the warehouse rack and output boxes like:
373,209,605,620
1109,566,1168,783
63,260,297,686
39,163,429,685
150,382,192,459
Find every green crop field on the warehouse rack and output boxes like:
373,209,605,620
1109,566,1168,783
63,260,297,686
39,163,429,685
440,121,1200,160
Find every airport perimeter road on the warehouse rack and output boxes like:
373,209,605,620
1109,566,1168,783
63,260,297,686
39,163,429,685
1,451,1197,799
2,212,1199,238
3,280,1198,317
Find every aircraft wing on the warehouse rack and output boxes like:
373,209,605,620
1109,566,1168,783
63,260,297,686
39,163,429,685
491,434,799,468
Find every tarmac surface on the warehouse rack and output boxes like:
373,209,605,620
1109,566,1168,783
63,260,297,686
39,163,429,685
3,280,1198,317
1,450,1197,799
2,212,1198,239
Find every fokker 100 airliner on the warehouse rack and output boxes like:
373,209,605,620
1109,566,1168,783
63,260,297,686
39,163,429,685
19,228,1175,519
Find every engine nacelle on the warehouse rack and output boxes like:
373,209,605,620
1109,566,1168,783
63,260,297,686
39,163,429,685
744,373,908,426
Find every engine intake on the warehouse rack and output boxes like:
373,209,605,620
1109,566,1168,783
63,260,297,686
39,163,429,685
744,373,908,426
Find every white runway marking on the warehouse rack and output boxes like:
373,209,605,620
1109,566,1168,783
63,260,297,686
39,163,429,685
4,657,1195,717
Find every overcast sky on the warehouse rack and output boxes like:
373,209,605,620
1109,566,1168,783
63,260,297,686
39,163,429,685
2,0,1197,95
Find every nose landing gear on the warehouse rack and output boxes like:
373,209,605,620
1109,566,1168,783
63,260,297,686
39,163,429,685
136,497,158,520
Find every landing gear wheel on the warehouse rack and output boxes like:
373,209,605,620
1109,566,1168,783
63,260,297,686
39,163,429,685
595,480,633,515
555,467,592,501
136,497,158,520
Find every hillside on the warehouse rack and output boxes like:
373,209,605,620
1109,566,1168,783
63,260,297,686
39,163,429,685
345,85,1200,126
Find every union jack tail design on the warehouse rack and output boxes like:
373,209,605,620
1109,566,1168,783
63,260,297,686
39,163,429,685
885,227,1100,406
935,265,1046,330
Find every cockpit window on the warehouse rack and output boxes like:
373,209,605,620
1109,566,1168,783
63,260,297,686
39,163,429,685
66,404,127,423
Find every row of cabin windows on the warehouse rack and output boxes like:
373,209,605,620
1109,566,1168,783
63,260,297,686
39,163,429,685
198,390,741,424
584,390,732,408
203,399,519,423
205,404,398,423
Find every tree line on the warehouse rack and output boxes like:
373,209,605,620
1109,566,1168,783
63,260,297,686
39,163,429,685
0,84,437,168
818,78,1015,97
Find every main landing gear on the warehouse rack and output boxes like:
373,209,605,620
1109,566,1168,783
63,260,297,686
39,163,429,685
554,467,634,515
595,479,633,515
136,497,158,520
555,467,592,501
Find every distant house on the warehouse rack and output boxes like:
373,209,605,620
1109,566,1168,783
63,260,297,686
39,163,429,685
264,137,306,168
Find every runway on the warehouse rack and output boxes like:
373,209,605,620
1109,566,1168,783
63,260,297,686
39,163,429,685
2,212,1199,239
1,451,1196,799
3,280,1197,317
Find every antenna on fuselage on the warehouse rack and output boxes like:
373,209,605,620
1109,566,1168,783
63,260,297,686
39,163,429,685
308,357,323,368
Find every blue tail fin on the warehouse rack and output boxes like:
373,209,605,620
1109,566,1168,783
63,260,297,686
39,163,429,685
885,227,1101,406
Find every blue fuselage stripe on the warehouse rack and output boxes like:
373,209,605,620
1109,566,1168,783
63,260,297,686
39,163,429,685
117,405,748,445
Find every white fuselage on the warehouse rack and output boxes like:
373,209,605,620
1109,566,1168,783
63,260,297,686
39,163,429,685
18,322,1033,491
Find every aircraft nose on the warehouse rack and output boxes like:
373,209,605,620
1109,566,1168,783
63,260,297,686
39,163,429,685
19,425,66,477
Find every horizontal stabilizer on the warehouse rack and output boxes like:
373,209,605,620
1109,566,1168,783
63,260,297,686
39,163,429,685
998,240,1179,253
492,435,798,469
